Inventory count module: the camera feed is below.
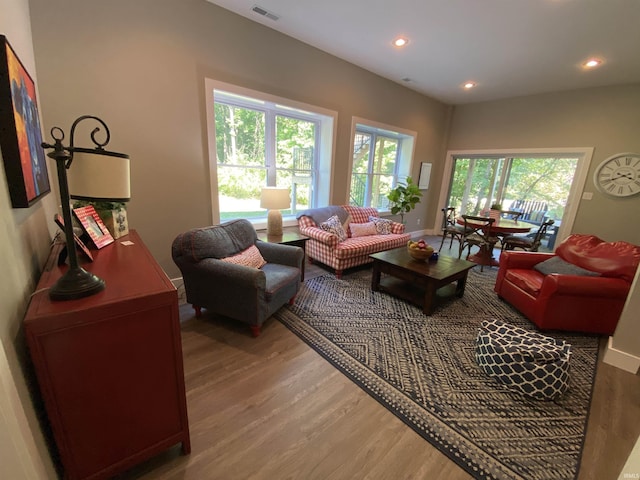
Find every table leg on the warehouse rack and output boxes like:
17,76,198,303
455,272,469,297
371,261,381,291
422,280,437,315
468,242,500,267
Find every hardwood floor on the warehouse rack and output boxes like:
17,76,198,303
118,237,640,480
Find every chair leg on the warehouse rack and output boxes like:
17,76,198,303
289,295,296,305
193,305,202,317
250,325,261,337
335,269,343,279
438,233,447,252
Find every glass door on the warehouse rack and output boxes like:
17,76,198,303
449,157,508,215
446,155,579,248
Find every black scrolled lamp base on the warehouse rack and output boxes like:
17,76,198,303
48,264,105,301
42,115,125,301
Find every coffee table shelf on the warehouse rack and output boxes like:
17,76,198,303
370,248,476,314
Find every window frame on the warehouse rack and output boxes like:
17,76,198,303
347,117,417,211
205,78,337,227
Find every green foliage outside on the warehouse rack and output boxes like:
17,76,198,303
449,157,577,220
215,102,315,218
350,132,398,208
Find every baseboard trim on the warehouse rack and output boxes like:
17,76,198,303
603,336,640,374
170,277,187,305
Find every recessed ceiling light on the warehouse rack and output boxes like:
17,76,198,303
393,37,409,48
583,58,603,69
463,82,476,89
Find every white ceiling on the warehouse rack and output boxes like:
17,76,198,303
206,0,640,105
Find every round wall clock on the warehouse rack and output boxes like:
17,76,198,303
593,152,640,198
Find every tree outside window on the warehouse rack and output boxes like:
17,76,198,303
214,92,319,221
349,128,403,209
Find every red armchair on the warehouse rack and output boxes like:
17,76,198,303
495,234,640,335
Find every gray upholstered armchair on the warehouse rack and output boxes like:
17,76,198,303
172,219,303,337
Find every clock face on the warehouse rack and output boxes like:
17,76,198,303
594,153,640,198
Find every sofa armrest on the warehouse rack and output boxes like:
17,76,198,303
390,221,405,234
178,257,266,306
500,251,554,269
495,251,555,294
256,241,304,269
298,225,339,247
539,274,630,299
187,258,265,286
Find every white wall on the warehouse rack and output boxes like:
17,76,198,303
0,0,59,477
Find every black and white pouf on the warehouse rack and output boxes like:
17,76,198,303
475,318,571,401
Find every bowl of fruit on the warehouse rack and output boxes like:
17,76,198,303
407,239,435,261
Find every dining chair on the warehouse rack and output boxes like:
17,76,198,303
501,219,555,252
494,210,523,246
438,207,469,251
458,215,496,272
500,210,523,221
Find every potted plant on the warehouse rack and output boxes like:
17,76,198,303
387,176,422,224
489,202,502,221
72,200,129,239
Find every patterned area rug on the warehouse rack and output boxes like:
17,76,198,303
275,267,599,480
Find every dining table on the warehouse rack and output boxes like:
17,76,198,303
456,216,536,267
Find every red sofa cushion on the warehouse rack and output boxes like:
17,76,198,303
556,234,640,282
504,269,545,296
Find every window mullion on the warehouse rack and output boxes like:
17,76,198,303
265,111,276,185
365,133,376,206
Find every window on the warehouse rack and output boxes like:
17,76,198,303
348,118,416,210
205,80,336,225
439,147,595,250
446,155,579,220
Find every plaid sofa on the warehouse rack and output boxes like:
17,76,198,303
297,205,411,278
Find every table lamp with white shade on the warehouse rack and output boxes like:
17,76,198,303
260,187,290,236
41,115,130,301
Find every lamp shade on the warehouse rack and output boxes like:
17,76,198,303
260,187,290,210
68,148,131,202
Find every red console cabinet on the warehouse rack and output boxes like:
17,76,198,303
24,230,190,480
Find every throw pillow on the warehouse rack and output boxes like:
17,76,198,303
320,215,347,242
533,256,601,277
369,216,393,235
220,244,266,269
343,214,352,237
350,221,378,238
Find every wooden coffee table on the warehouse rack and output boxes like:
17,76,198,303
370,247,476,315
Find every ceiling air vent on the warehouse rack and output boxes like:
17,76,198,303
252,5,280,21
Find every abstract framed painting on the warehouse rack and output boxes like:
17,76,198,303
0,35,50,208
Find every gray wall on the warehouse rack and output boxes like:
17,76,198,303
28,0,452,279
0,0,59,476
3,0,638,474
448,84,640,370
448,84,640,245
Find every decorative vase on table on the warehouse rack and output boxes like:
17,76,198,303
73,201,129,239
98,207,129,239
489,203,502,222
